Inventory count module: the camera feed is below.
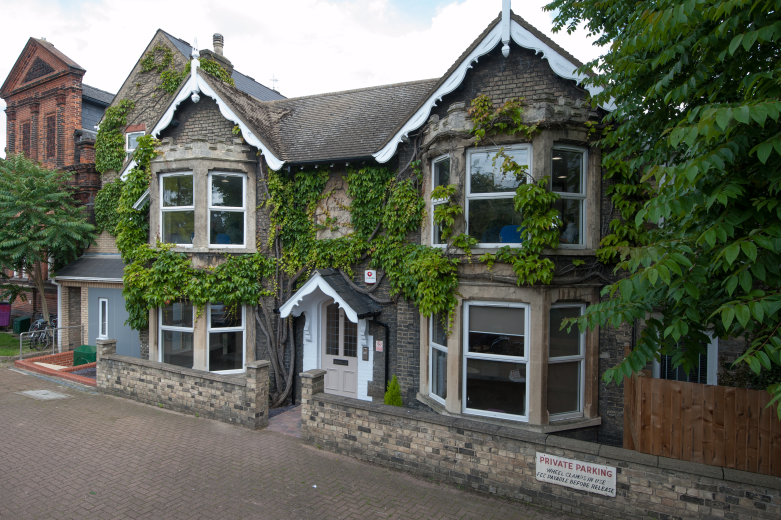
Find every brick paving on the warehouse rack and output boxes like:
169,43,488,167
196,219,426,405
0,366,575,519
267,405,303,438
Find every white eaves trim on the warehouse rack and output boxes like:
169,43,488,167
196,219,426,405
54,276,124,283
372,19,614,164
132,188,150,210
279,271,360,323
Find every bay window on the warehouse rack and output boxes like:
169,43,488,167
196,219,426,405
209,172,246,247
431,156,450,246
551,146,587,247
466,144,531,246
159,300,194,369
547,304,585,420
463,302,529,421
160,173,195,246
207,303,246,374
429,312,448,403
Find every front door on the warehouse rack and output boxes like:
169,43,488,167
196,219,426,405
322,301,358,398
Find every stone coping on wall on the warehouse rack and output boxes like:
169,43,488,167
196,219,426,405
309,391,781,491
416,392,603,434
100,354,248,385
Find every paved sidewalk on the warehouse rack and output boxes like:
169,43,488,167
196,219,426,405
0,367,575,519
267,405,303,438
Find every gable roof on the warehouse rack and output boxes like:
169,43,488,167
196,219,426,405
160,30,285,102
0,38,85,97
278,268,382,321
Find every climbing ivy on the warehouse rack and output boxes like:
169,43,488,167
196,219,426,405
95,100,135,174
94,179,124,234
140,43,235,95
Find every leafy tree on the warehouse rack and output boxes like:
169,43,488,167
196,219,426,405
544,0,781,411
0,154,97,325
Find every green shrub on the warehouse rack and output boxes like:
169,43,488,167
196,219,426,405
384,375,402,407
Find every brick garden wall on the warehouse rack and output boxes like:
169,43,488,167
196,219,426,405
96,340,270,429
300,370,781,520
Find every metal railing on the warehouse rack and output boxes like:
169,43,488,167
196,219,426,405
18,324,84,360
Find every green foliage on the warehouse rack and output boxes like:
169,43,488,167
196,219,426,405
384,375,403,406
94,179,124,235
468,95,537,145
431,184,461,240
140,44,235,96
546,0,781,413
116,135,157,262
95,100,135,174
346,165,395,238
140,44,174,74
0,153,96,313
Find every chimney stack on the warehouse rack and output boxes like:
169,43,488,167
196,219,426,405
213,33,224,56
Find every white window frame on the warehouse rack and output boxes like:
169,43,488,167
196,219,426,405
548,303,586,421
125,131,144,153
462,301,531,422
652,332,718,386
550,145,588,249
207,303,246,374
208,172,247,248
431,154,450,248
159,172,194,247
98,298,109,340
428,313,448,405
158,302,195,364
465,144,533,248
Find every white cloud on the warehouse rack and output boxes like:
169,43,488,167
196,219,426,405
0,0,603,158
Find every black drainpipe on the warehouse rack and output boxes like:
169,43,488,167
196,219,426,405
373,319,391,392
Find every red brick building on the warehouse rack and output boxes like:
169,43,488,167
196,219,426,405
1,37,114,320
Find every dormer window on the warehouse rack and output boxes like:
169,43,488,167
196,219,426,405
125,131,145,154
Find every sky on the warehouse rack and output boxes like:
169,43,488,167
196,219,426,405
0,0,604,158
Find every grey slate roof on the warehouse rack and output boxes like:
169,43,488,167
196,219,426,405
55,255,126,281
161,30,285,101
82,84,114,106
203,73,437,164
316,269,382,319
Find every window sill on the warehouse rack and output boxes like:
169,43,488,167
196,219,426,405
416,392,601,433
439,246,596,256
169,246,256,254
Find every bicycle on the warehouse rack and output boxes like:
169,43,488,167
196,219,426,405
29,314,57,351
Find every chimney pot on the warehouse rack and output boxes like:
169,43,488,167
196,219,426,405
213,33,224,56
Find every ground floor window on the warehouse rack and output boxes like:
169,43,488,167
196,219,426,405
463,302,529,421
547,304,585,420
653,334,718,385
159,301,194,369
98,298,109,340
207,303,245,374
429,312,448,403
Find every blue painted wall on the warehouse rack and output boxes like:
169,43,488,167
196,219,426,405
87,288,140,358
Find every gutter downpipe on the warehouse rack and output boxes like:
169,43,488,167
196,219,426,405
373,318,391,393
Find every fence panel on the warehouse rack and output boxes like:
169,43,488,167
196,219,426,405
624,371,781,477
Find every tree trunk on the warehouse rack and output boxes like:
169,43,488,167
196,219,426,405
33,261,50,327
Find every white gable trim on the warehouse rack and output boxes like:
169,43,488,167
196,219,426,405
121,60,285,180
372,19,613,164
279,271,360,323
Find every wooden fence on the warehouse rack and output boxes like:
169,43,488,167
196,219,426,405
624,371,781,476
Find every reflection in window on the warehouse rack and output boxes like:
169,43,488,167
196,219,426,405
551,148,586,246
467,146,530,245
432,156,450,246
548,305,584,419
464,303,528,420
159,300,194,369
326,303,339,356
161,174,195,245
209,174,245,246
343,319,357,358
208,303,244,373
429,312,448,403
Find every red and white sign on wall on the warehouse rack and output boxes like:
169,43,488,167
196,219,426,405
365,270,377,284
535,453,616,497
375,341,383,352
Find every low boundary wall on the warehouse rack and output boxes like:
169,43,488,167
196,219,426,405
300,369,781,519
96,339,269,430
15,351,97,387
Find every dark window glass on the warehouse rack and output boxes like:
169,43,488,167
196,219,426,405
161,301,194,328
46,115,55,158
162,330,193,368
468,306,525,357
432,348,447,399
326,303,339,356
210,211,244,245
22,122,31,157
162,175,193,207
432,312,447,347
553,198,582,245
547,361,580,415
434,158,450,189
551,150,583,194
343,318,357,358
549,307,581,358
162,211,195,244
468,198,523,244
211,175,243,207
210,303,242,328
470,148,528,194
660,351,708,384
466,359,526,416
208,331,243,371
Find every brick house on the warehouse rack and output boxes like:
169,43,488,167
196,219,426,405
0,37,114,322
53,29,284,356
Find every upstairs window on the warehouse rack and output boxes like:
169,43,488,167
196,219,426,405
551,146,587,247
431,156,450,246
160,173,194,246
125,131,144,154
209,173,246,247
466,144,531,247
